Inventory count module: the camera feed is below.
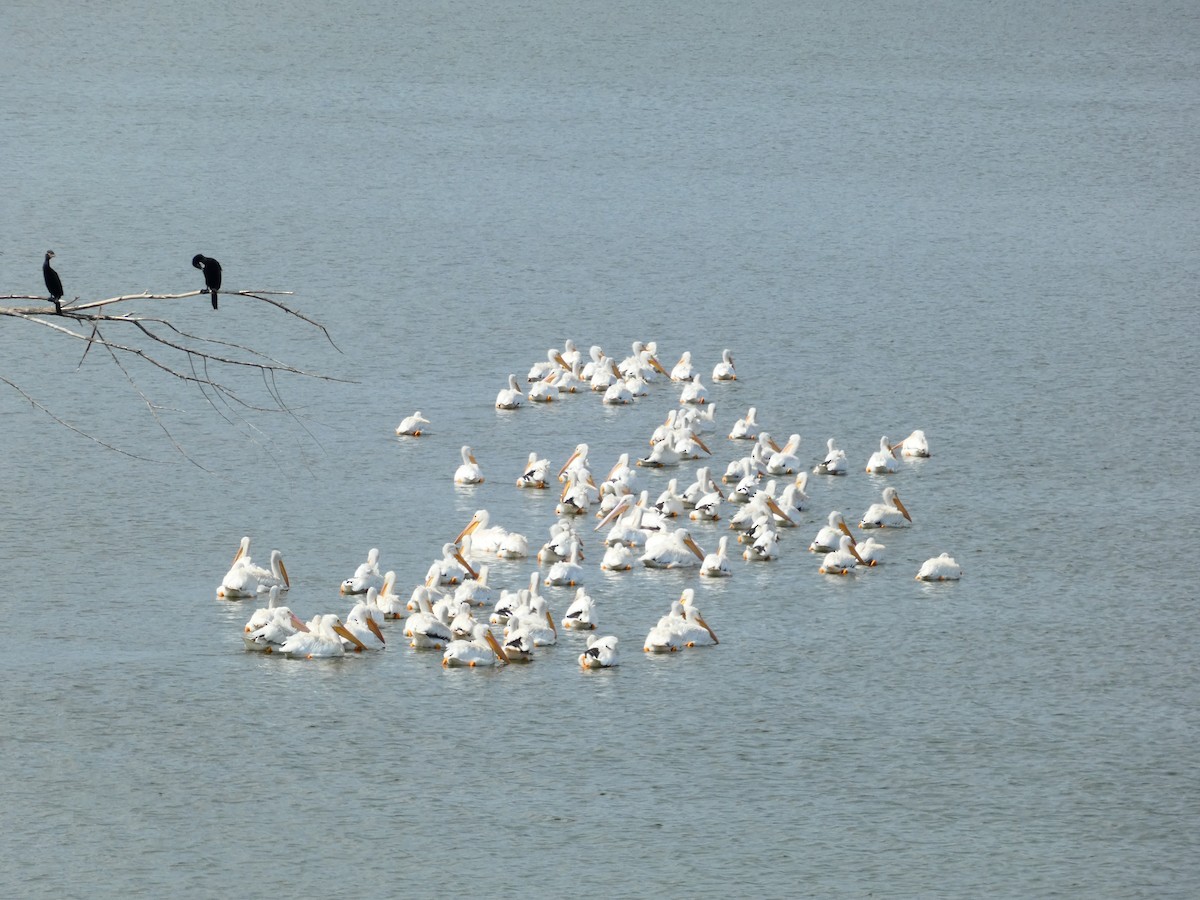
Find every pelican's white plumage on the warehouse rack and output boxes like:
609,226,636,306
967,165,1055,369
669,351,697,382
916,553,963,581
699,535,733,577
395,411,430,436
813,438,849,476
677,591,719,646
454,445,485,485
279,614,366,659
679,373,708,405
643,600,686,653
897,429,931,458
453,564,496,607
443,623,509,667
809,511,854,553
527,348,570,383
343,597,387,651
819,535,867,575
407,593,454,649
544,538,585,586
859,487,913,529
600,543,637,571
641,528,706,569
711,348,736,381
865,436,899,474
561,587,597,630
856,536,886,566
579,634,619,669
765,433,803,476
242,586,308,652
729,406,759,440
340,548,384,595
376,571,406,619
495,373,525,409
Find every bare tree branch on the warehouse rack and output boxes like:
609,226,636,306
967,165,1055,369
1,287,350,464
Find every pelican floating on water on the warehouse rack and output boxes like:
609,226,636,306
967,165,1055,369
669,351,697,382
729,407,760,440
544,538,585,586
644,600,686,653
395,411,430,436
865,436,899,474
859,487,913,529
376,571,406,619
679,373,708,405
495,374,525,409
242,586,308,652
516,452,551,489
813,438,848,476
896,429,931,458
340,548,384,595
561,587,597,630
579,634,619,669
809,511,855,553
856,536,886,566
442,623,509,667
279,614,366,658
641,527,706,569
454,446,485,485
819,535,867,575
700,535,733,577
711,349,737,381
916,553,962,581
765,433,803,476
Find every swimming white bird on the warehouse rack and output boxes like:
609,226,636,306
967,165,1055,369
560,339,582,370
511,595,557,646
641,527,706,569
677,591,719,646
501,617,536,661
431,542,477,585
809,511,855,553
813,438,849,476
561,587,597,630
643,600,687,653
699,535,733,577
557,471,599,516
655,478,685,518
579,345,606,380
453,564,496,607
819,535,868,575
340,548,384,595
454,445,485,485
588,356,624,392
649,409,681,447
731,488,793,533
776,472,809,517
742,517,782,561
343,598,387,651
495,373,525,409
544,538,585,586
527,348,570,383
602,378,634,405
579,634,619,669
681,467,720,508
490,572,539,625
528,374,559,402
558,443,593,484
516,452,552,489
729,406,760,440
679,373,708,405
765,433,803,475
555,361,587,394
242,586,308,652
600,543,637,571
407,593,454,649
711,348,737,381
856,536,886,566
859,486,913,529
669,351,697,382
865,436,899,474
896,429,931,458
442,623,509,667
916,553,963,581
603,453,638,495
449,600,480,641
279,614,366,659
395,411,430,436
216,536,262,599
689,488,723,522
619,343,668,381
595,495,649,548
538,518,581,563
375,571,406,619
456,509,526,558
680,402,718,435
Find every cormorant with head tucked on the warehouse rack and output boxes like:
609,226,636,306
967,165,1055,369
43,250,63,314
192,254,222,309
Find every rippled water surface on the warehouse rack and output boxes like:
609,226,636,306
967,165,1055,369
2,1,1198,896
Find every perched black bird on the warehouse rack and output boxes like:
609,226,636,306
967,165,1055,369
192,254,222,309
43,250,63,314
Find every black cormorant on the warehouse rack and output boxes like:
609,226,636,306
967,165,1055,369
192,254,222,309
43,250,63,314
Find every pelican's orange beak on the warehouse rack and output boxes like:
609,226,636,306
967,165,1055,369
279,558,290,589
334,623,367,651
454,518,480,545
894,495,912,522
485,629,509,663
692,435,711,456
685,535,706,561
453,549,478,581
367,617,385,643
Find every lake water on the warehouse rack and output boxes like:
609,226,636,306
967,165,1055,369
2,0,1198,896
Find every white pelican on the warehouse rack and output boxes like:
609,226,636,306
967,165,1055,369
711,348,737,381
455,509,525,558
495,374,525,409
443,623,509,667
603,453,638,495
579,634,619,669
538,519,581,563
561,587,597,630
528,374,559,402
731,488,793,532
679,373,708,405
279,614,366,659
819,535,868,575
643,600,687,653
641,527,706,569
677,591,719,646
655,479,685,518
857,536,886,566
340,548,384,595
490,572,538,625
544,538,584,586
669,351,697,382
600,543,637,571
588,356,624,392
674,428,712,460
247,549,289,595
680,402,718,435
813,438,849,475
742,518,781,561
896,429,931,458
916,553,963,581
865,436,899,474
638,434,685,468
681,467,720,508
431,542,477,585
407,593,454,649
619,343,668,381
765,433,803,475
243,586,308,652
376,571,406,619
558,471,598,516
579,345,605,380
699,535,733,577
555,361,587,394
527,348,570,383
690,488,723,522
595,494,648,548
454,445,485,485
777,472,809,517
449,599,480,641
602,378,634,405
649,409,680,446
395,411,430,436
729,407,760,440
560,339,582,370
502,617,535,661
510,596,557,646
516,452,551,489
558,443,593,484
859,486,913,529
343,599,387,651
453,564,496,607
809,511,855,553
217,536,268,599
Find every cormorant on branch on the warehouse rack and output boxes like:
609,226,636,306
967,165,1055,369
43,250,63,314
192,254,222,309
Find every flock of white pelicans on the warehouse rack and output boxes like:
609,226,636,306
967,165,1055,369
220,339,961,669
